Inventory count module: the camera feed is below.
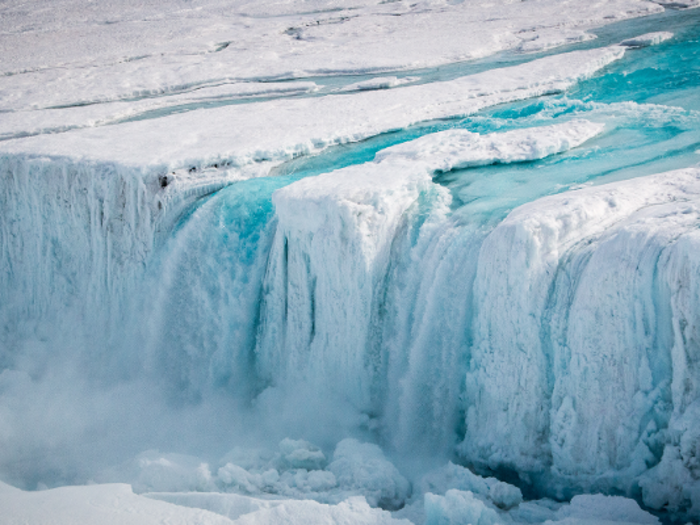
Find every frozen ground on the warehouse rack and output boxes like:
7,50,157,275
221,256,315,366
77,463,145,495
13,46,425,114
1,0,700,524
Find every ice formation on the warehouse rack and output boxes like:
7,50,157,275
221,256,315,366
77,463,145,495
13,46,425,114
2,0,700,524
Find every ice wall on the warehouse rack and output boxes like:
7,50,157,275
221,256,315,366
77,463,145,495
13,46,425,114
255,152,447,416
2,119,700,518
461,167,700,511
0,155,154,365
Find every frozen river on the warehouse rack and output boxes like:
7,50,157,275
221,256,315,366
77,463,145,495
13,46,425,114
1,1,700,524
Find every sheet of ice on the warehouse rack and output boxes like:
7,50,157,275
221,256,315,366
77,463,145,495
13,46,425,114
0,0,661,112
0,481,236,525
0,45,626,169
0,81,319,141
619,31,674,47
374,120,605,173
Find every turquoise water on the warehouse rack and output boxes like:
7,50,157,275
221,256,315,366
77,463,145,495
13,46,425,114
274,9,700,227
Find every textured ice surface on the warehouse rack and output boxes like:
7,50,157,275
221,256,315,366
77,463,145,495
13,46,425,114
0,45,625,168
462,166,700,511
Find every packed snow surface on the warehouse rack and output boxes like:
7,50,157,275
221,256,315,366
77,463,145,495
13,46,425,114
2,1,700,525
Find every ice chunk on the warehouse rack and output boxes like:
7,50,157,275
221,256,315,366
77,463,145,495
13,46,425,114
517,29,596,53
555,494,660,524
461,166,700,498
233,496,412,525
424,489,501,525
375,120,605,173
328,439,411,509
620,32,674,48
651,0,700,7
218,463,263,494
278,438,327,470
256,151,443,412
419,463,522,510
102,450,216,494
339,77,418,92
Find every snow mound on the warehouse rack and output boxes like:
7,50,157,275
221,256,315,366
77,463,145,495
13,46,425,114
424,489,501,525
328,439,411,510
233,496,412,525
0,482,234,525
555,494,660,524
419,462,522,510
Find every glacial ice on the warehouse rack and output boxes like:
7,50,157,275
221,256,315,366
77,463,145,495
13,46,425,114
2,1,700,524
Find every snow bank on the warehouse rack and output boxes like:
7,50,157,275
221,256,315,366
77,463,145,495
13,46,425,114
0,46,625,169
231,496,411,525
0,0,660,113
0,482,235,525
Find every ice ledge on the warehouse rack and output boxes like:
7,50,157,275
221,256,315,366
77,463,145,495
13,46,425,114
0,46,625,171
374,120,605,173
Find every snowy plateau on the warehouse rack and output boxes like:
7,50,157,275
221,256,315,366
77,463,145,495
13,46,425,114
1,0,700,524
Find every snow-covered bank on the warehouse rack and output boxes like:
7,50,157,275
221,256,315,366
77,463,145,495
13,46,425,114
0,45,626,167
0,0,661,111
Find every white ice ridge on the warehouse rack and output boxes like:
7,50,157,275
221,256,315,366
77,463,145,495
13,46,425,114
620,31,674,47
0,45,625,169
374,120,606,173
462,166,700,513
0,0,661,111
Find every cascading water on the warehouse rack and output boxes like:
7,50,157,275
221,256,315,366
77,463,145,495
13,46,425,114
1,8,700,523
